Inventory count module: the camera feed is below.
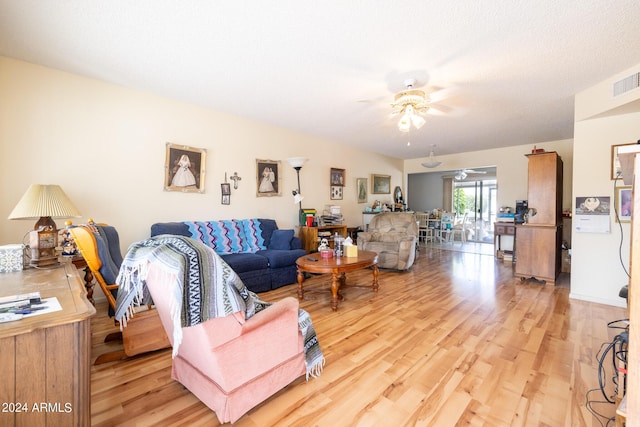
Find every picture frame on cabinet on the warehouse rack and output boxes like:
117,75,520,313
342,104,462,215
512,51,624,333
371,174,391,194
615,185,632,222
331,168,345,186
330,186,343,200
356,178,368,203
164,143,206,193
611,142,638,180
256,159,281,197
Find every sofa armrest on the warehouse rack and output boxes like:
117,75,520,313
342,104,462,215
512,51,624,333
241,296,299,333
357,231,374,242
185,297,303,391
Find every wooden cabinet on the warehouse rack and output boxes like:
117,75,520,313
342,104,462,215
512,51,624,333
514,224,561,283
299,225,347,253
0,263,95,426
526,152,563,225
515,151,563,284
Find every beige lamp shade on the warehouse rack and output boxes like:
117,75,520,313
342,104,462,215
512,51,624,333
8,184,81,221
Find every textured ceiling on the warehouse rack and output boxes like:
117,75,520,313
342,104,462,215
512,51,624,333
1,1,640,159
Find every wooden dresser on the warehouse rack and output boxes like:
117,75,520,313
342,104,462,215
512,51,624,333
0,263,95,426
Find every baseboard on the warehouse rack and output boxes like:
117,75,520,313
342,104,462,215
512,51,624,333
569,292,627,308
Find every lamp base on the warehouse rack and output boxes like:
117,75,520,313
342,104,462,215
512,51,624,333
28,223,60,268
29,255,59,269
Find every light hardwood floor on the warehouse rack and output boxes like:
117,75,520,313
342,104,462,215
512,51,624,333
90,246,627,426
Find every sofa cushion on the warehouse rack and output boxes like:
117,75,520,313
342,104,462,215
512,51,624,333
221,253,269,273
257,249,306,269
150,222,191,237
269,229,294,250
256,218,278,248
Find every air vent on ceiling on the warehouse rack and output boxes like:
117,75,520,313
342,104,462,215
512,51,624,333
613,72,640,97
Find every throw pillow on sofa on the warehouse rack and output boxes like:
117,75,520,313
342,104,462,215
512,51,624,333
269,229,294,250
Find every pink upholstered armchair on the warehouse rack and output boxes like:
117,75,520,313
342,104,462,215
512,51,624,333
145,264,306,423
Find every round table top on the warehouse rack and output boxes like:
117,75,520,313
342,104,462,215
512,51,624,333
296,250,378,274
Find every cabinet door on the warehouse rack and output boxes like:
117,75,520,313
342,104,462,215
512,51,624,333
527,152,562,225
515,226,558,282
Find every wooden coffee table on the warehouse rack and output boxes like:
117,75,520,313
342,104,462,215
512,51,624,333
296,250,379,311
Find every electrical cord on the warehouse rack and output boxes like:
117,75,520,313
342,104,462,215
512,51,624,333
585,318,628,426
612,174,630,279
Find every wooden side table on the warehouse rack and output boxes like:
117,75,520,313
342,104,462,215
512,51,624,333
494,222,516,259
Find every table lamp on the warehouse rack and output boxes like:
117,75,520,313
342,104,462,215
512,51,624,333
8,184,81,268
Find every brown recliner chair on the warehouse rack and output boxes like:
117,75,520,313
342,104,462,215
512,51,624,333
68,221,170,364
357,212,418,270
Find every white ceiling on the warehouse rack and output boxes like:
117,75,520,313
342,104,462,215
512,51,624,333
2,1,640,160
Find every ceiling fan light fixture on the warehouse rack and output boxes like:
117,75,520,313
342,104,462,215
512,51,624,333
411,114,426,129
421,145,442,168
392,79,430,133
398,113,412,132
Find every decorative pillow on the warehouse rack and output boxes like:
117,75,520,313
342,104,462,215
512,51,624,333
268,229,294,250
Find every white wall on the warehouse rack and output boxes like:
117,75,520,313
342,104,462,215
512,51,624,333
405,140,573,252
0,57,403,252
405,141,573,210
571,62,640,307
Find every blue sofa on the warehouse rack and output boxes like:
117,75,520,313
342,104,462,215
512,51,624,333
150,218,306,293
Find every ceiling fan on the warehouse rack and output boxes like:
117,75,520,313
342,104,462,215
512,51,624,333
455,169,487,180
391,78,430,132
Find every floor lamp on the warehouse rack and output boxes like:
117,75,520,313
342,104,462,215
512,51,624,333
287,157,307,225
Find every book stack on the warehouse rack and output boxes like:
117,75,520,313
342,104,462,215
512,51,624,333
299,208,317,226
321,205,343,225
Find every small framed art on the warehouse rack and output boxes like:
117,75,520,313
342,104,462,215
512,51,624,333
165,143,206,193
356,178,367,203
371,174,391,194
331,186,343,200
615,185,632,222
221,183,231,205
331,168,345,186
256,159,281,197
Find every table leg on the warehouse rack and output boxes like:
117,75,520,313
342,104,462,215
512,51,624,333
331,272,340,311
372,264,379,292
297,268,304,300
83,267,95,305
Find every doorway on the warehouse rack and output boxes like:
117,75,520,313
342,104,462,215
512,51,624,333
453,178,497,243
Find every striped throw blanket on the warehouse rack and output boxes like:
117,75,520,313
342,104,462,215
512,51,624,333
114,235,324,379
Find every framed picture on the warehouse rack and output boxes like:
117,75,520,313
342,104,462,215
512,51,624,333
611,143,637,180
356,178,368,203
615,185,632,222
256,159,281,197
331,168,345,186
165,143,206,193
221,183,231,205
371,174,391,194
330,186,343,200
